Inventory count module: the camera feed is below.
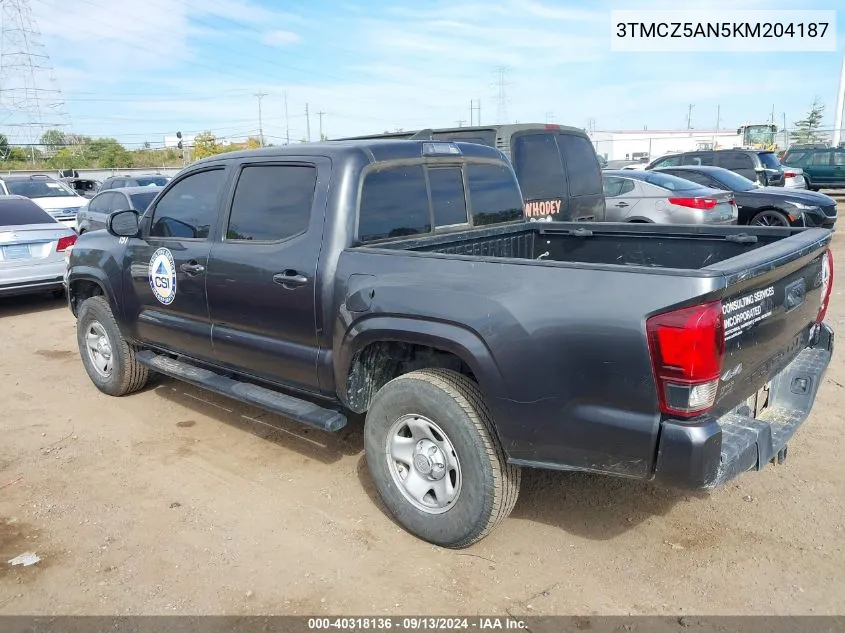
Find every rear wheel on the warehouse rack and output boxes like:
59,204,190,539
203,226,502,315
750,209,791,227
805,177,819,192
76,296,149,396
364,369,520,548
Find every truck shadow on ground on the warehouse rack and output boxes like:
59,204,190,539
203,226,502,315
145,374,698,540
0,293,65,318
355,454,703,541
150,377,365,466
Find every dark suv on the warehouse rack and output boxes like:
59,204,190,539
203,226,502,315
340,124,606,223
781,146,845,191
647,149,786,187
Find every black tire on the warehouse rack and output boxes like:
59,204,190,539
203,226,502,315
804,177,819,192
750,209,791,227
76,296,149,396
364,368,520,548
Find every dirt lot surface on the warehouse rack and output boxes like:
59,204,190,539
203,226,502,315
2,198,845,616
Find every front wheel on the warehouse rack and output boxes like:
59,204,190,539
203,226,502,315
364,369,520,548
76,296,149,396
750,209,791,227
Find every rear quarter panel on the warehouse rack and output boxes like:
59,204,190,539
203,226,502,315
332,248,727,477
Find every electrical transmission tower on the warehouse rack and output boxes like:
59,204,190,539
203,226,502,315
493,67,511,124
0,0,70,156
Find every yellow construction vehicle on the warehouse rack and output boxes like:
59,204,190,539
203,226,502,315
737,124,778,151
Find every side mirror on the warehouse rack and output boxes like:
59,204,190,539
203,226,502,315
107,209,140,238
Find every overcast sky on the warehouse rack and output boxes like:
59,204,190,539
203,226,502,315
17,0,845,147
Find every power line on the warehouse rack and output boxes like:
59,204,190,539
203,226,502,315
494,67,511,124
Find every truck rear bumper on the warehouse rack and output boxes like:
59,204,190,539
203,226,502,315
652,322,834,490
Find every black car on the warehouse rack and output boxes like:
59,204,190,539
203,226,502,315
60,177,100,199
76,186,163,234
654,165,837,228
647,149,786,187
99,174,171,191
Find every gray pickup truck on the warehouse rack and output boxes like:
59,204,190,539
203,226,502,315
66,139,834,548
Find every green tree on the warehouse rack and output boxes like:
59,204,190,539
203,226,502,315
88,138,131,167
0,134,8,160
50,147,87,169
192,131,221,159
40,128,67,153
792,98,826,144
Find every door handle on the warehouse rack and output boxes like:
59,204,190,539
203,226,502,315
273,270,308,287
180,262,205,275
615,202,629,208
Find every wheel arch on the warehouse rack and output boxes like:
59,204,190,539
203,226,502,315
336,316,505,415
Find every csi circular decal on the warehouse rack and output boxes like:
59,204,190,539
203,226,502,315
148,248,177,305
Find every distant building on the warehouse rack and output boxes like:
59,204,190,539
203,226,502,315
589,129,743,162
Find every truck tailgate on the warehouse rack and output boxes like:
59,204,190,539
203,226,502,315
712,237,831,416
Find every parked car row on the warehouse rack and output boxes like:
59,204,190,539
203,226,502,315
0,173,170,298
605,147,837,229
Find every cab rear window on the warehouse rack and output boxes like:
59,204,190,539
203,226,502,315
357,161,522,243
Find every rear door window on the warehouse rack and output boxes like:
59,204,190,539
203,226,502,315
809,151,832,166
718,152,754,170
227,164,317,242
558,133,601,197
358,166,430,242
832,150,845,166
511,133,567,201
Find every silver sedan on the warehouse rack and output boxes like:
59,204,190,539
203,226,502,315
0,195,77,298
601,170,738,225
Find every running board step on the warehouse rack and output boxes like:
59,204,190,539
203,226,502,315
136,350,347,432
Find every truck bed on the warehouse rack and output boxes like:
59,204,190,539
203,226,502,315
370,222,802,271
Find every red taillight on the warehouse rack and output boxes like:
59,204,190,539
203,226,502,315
817,250,833,323
545,124,560,130
647,301,725,418
784,171,797,178
668,197,718,210
56,234,77,252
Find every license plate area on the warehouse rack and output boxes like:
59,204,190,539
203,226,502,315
3,244,31,260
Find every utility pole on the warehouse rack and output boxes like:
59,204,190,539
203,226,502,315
834,50,845,148
713,105,720,148
455,119,466,127
317,110,325,140
284,91,290,145
782,112,788,148
469,99,481,126
770,104,775,126
545,112,555,124
305,103,311,142
686,104,694,130
253,91,267,147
